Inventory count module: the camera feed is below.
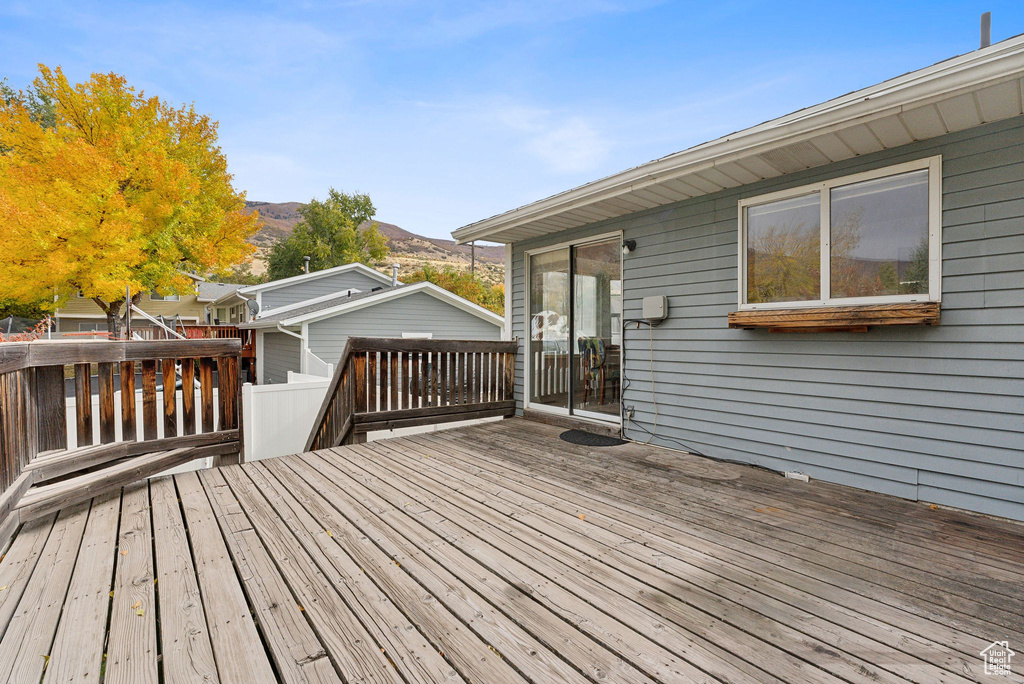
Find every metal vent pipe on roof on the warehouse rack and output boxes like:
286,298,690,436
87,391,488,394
303,256,310,274
391,263,400,287
981,12,992,49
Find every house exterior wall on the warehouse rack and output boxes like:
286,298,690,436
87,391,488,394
306,291,501,369
509,116,1024,521
260,270,388,311
262,331,302,384
56,292,206,335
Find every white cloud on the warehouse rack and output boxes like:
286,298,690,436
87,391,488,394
526,116,610,173
491,104,611,173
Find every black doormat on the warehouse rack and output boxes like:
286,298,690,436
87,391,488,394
559,429,627,447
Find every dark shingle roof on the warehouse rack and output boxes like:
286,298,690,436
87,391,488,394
197,282,245,301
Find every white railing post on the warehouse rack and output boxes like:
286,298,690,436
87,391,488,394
241,382,255,461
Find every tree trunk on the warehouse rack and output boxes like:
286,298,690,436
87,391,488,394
94,298,125,339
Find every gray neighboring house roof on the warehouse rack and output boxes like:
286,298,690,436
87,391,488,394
245,287,400,325
197,282,245,302
237,262,394,296
239,282,504,330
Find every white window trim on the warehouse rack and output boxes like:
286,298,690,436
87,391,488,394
737,155,942,311
150,293,181,302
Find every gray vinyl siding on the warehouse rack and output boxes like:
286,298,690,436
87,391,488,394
510,115,1024,522
261,270,389,310
307,291,501,368
262,331,301,384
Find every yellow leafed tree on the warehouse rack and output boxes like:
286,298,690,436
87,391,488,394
0,65,260,335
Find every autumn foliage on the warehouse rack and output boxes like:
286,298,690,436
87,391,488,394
403,265,504,315
0,66,259,333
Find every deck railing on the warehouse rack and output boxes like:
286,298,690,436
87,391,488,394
144,324,255,358
306,338,517,451
0,339,242,543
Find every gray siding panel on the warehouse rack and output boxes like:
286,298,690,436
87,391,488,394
510,115,1024,522
262,331,301,384
262,270,388,310
307,291,501,369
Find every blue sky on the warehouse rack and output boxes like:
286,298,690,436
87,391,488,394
2,1,1023,240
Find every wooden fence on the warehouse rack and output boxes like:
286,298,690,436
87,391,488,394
0,339,242,544
306,338,517,451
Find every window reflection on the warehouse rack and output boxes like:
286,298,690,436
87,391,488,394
830,169,929,299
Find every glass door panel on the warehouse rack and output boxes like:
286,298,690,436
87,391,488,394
529,249,570,410
572,239,621,418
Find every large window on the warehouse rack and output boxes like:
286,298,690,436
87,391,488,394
738,157,941,309
150,293,180,302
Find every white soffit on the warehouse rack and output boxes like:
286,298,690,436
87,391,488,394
452,35,1024,245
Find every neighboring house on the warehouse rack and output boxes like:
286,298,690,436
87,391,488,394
241,281,504,384
451,38,1024,521
55,277,243,334
238,262,396,313
196,282,247,323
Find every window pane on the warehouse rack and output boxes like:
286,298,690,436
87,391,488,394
572,238,621,419
529,249,570,409
746,193,821,304
830,169,929,299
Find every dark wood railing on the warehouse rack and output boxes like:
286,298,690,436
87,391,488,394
0,339,242,543
144,324,255,359
306,338,517,451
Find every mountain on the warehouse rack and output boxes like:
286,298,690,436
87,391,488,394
242,201,504,286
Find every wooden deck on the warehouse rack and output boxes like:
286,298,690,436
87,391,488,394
1,418,1022,683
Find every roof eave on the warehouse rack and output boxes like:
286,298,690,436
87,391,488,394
452,35,1024,244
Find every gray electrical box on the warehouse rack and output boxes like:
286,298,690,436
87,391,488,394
642,295,668,323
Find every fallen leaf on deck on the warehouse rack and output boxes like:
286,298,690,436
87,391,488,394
325,530,333,538
298,604,304,612
109,591,114,598
41,655,49,671
929,504,939,510
120,549,128,556
136,607,144,617
132,600,141,610
578,514,585,520
0,585,7,592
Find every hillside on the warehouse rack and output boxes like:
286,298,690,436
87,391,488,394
242,201,504,286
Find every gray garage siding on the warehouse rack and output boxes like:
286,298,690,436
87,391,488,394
510,115,1024,521
262,331,302,384
306,291,501,369
261,270,389,310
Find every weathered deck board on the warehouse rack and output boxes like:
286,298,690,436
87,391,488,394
393,431,975,682
150,476,219,684
283,453,632,684
0,419,1022,684
176,470,278,683
245,461,464,684
105,482,159,684
44,493,120,684
201,467,342,684
269,456,529,684
0,502,89,683
336,442,819,684
455,423,1024,643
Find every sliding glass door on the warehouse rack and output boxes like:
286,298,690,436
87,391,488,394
529,236,621,422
